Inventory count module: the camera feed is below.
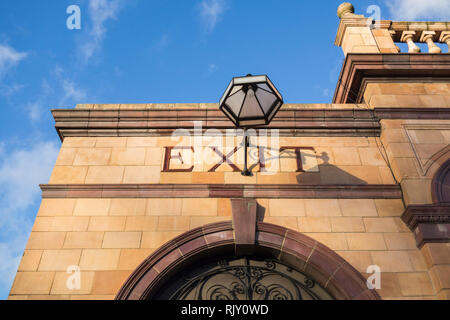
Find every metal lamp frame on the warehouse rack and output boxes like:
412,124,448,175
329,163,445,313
219,74,283,176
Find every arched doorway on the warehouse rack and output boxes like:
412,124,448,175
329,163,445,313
151,256,333,300
116,221,380,300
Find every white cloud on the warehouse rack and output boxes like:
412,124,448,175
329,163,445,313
0,45,27,100
199,0,227,32
386,0,450,20
0,236,28,297
0,44,27,78
52,65,64,78
60,79,87,105
150,33,171,54
156,34,170,50
53,66,87,106
208,63,217,73
0,141,59,297
0,83,24,98
41,78,52,96
80,0,122,62
322,88,331,98
24,79,55,123
0,141,59,214
27,102,42,122
24,67,87,122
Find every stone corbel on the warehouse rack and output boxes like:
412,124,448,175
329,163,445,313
231,198,259,256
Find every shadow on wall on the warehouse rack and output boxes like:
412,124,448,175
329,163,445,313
296,151,367,185
244,145,369,185
256,202,266,221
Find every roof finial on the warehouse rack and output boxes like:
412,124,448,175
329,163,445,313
337,2,355,19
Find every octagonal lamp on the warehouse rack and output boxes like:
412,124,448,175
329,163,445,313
219,74,283,128
219,74,283,176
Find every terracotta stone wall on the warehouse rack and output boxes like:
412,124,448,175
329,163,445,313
48,136,395,185
364,83,450,109
341,26,380,55
421,243,450,299
374,96,450,300
339,27,398,55
380,119,450,206
9,195,435,300
10,197,231,300
329,2,450,299
8,134,442,300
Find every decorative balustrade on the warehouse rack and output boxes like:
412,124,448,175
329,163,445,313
336,2,450,55
391,25,448,53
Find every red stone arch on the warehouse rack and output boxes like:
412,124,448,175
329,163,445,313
432,158,450,203
115,221,380,300
425,146,450,178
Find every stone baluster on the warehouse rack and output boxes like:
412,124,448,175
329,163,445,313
400,31,421,53
439,31,450,53
420,31,442,53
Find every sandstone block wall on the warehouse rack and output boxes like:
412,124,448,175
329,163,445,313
9,133,445,300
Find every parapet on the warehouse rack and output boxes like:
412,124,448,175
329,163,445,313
335,2,450,56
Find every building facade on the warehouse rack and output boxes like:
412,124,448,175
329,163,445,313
8,3,450,300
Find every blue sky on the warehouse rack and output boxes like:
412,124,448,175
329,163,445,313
0,0,449,299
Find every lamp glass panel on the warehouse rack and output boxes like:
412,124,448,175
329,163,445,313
240,89,264,118
229,85,243,96
225,89,245,116
255,88,278,113
257,83,272,93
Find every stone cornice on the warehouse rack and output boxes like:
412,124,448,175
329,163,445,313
374,108,450,119
401,204,450,248
40,183,402,199
51,106,450,140
401,204,450,231
52,108,381,139
333,53,450,104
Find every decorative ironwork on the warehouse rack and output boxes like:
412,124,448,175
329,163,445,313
158,257,333,300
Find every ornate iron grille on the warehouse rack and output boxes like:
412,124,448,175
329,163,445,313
152,257,333,300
